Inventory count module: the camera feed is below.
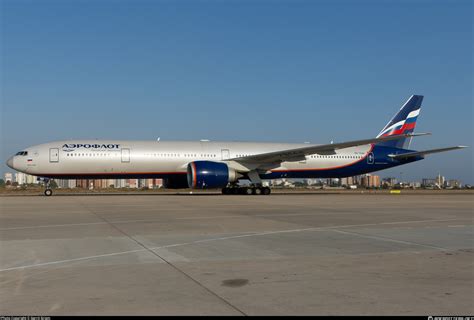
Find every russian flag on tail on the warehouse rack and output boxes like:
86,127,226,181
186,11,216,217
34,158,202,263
376,95,423,149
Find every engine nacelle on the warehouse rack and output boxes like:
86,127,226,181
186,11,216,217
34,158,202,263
187,161,240,189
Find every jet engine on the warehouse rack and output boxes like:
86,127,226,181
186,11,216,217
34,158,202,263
187,161,240,189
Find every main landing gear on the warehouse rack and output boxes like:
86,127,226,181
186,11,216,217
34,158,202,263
222,170,271,195
221,186,271,195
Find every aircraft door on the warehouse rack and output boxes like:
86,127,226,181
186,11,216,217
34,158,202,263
49,148,59,162
121,148,130,163
367,152,375,164
221,149,230,160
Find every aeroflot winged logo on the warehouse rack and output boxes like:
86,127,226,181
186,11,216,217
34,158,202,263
62,143,120,152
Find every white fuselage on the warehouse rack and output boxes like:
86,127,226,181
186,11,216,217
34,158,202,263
8,140,373,179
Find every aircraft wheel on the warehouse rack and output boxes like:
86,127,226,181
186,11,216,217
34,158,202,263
243,187,253,195
262,187,271,195
44,189,53,196
252,187,262,195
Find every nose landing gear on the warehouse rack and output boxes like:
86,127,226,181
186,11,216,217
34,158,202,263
40,178,53,196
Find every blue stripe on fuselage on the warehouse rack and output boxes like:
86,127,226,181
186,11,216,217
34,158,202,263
260,145,423,179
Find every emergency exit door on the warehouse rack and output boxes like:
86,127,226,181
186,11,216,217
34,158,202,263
49,148,59,162
121,148,130,163
221,149,230,160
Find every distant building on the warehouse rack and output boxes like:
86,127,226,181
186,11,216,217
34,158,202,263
76,179,89,189
138,179,147,188
339,178,348,186
408,181,421,188
422,178,437,187
4,173,13,184
68,179,77,188
361,174,380,188
53,179,73,188
145,179,163,189
341,176,357,186
101,179,109,188
105,179,114,188
11,173,40,185
154,179,163,188
347,177,354,186
351,175,363,186
382,177,398,188
447,179,462,188
26,174,38,184
436,173,445,187
75,179,95,189
75,179,110,189
328,178,340,187
361,175,368,187
115,179,126,188
15,172,26,185
93,179,102,189
128,179,138,188
55,179,68,188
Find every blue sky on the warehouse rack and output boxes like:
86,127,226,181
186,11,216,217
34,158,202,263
1,0,472,183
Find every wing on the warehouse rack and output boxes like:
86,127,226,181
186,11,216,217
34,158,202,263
388,146,468,160
230,133,430,164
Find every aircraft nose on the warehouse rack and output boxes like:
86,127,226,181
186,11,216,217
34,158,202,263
6,156,14,169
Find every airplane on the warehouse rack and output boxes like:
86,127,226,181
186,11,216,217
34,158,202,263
6,95,467,196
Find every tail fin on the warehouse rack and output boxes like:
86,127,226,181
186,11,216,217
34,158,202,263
376,95,424,149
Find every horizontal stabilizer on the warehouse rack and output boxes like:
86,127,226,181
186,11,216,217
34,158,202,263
388,146,468,160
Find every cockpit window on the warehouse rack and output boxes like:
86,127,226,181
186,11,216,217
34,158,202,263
15,151,28,156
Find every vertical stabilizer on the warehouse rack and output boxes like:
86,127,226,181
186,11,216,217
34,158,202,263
376,95,423,149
